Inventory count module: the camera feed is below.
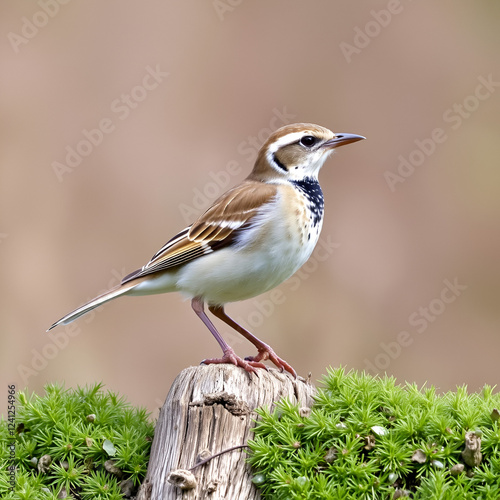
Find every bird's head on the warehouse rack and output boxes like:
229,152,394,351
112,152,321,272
250,123,365,183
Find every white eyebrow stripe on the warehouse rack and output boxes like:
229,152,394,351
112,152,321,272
267,131,306,155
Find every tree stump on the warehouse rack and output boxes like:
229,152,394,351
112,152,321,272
137,364,316,500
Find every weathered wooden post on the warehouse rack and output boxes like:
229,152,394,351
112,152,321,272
137,364,315,499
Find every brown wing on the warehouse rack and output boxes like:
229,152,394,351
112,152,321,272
121,180,277,284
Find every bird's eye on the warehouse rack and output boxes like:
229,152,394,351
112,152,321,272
299,135,317,148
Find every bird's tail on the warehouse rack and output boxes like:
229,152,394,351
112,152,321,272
46,281,139,331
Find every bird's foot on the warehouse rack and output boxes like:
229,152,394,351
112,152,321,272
245,348,297,378
201,348,268,375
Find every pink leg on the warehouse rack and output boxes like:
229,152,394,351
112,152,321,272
208,304,297,378
191,297,268,374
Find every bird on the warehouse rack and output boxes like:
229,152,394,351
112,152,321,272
48,123,365,377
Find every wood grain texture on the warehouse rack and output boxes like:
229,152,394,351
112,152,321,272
137,364,316,500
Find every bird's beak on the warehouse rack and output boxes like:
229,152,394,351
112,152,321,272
322,133,366,149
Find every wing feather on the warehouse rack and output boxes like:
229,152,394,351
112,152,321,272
121,180,277,284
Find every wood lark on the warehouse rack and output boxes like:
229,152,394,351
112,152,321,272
48,123,365,376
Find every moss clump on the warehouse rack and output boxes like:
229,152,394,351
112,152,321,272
248,367,500,499
0,383,153,499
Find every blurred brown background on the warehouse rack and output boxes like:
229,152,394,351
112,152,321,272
1,1,499,418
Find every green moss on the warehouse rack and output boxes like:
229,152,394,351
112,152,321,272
0,383,154,499
248,367,500,499
5,369,500,498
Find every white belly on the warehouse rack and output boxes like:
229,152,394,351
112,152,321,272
175,196,322,304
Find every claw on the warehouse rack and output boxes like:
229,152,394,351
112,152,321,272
246,348,297,378
202,347,267,375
